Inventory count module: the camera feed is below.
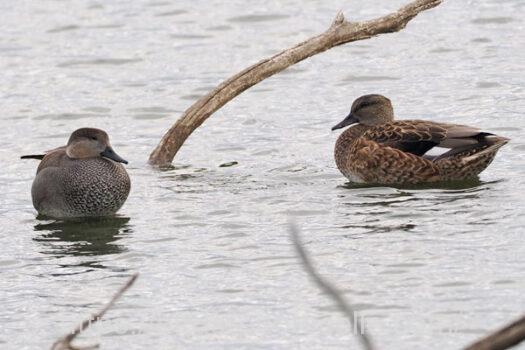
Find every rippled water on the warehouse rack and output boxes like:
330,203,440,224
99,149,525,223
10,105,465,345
1,0,524,349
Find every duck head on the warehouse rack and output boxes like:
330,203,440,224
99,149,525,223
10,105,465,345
66,128,128,164
332,94,394,130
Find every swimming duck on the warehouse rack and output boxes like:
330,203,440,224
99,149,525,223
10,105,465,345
22,128,130,218
332,94,509,184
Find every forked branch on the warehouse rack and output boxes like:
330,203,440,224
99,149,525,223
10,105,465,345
149,0,442,166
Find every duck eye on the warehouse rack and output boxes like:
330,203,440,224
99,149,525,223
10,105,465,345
359,101,374,109
90,137,97,141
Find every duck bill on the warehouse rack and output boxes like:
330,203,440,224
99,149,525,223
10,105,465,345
101,147,128,164
332,113,359,131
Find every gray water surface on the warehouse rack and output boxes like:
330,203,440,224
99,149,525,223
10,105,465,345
1,0,524,349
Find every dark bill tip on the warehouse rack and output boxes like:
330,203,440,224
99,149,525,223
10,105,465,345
331,113,359,131
101,147,128,164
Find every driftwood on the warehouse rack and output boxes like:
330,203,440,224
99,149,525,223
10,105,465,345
289,224,525,350
149,0,442,166
51,274,138,350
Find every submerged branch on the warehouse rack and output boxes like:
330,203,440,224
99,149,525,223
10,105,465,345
51,273,139,350
149,0,442,166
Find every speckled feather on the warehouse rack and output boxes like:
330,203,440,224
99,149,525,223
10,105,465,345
365,120,447,144
31,148,130,218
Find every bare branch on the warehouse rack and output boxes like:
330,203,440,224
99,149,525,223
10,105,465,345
464,314,525,350
149,0,442,166
51,273,139,350
289,223,375,350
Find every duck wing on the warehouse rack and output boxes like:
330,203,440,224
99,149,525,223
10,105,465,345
363,120,491,158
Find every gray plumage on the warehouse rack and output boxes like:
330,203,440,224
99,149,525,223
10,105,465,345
23,128,131,218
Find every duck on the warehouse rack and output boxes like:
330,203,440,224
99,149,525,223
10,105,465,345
332,94,509,184
21,128,131,218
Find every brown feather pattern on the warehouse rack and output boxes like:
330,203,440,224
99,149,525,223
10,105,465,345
334,120,508,184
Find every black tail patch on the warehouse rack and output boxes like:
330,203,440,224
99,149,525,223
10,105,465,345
21,154,45,160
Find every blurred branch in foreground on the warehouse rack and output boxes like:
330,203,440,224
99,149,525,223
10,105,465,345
51,273,139,350
464,314,525,350
289,223,525,350
290,223,375,350
49,226,525,350
149,0,443,166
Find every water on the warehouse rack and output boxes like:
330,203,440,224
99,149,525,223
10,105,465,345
1,0,524,349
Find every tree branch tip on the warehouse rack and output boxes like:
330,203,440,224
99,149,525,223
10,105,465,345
50,273,139,350
331,11,346,27
410,0,443,12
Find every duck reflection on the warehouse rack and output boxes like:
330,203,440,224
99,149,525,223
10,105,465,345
340,177,483,191
33,216,131,260
334,178,502,235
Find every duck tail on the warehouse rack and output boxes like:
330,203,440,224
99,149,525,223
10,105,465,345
433,135,509,163
21,154,45,160
461,136,509,163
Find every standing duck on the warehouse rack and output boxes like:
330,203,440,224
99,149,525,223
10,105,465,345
22,128,131,218
332,94,509,184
